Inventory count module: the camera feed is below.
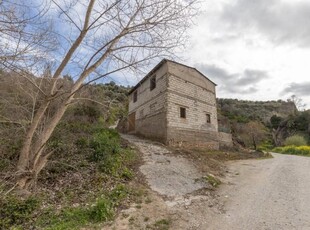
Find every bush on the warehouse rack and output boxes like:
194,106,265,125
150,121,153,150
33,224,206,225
0,196,39,229
88,129,136,179
272,145,310,156
98,149,135,179
89,129,120,162
284,135,307,146
89,197,114,222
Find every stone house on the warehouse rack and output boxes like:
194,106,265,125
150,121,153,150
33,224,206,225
127,59,232,149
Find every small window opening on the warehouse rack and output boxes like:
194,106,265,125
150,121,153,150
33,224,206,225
206,113,211,123
180,107,186,118
150,75,156,91
133,90,137,102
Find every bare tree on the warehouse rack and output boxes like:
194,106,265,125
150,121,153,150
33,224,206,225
1,0,199,191
0,1,57,72
288,95,306,111
235,121,268,150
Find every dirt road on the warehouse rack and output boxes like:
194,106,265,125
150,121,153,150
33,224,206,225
210,153,310,230
109,135,310,229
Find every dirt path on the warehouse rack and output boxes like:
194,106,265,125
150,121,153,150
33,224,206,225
209,152,310,230
108,135,310,229
106,134,222,230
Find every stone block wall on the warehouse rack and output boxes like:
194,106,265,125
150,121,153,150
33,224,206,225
166,127,220,150
128,62,168,113
166,74,218,132
128,62,168,140
168,61,216,93
127,59,233,148
135,110,167,142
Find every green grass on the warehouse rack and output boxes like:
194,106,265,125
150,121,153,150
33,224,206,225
272,145,310,156
37,184,132,229
0,196,39,229
0,125,140,229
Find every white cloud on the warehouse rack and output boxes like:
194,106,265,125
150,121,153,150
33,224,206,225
181,0,310,108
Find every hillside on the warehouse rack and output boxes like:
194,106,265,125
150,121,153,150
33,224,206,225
217,98,297,124
1,71,309,228
217,98,310,149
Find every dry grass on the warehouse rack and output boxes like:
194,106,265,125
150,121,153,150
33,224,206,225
171,147,269,177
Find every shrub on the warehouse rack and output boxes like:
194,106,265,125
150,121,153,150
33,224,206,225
272,145,310,156
89,197,114,222
284,135,307,146
0,196,39,229
89,129,120,162
98,149,135,179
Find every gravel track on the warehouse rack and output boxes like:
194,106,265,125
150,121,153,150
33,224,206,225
209,153,310,230
115,135,310,229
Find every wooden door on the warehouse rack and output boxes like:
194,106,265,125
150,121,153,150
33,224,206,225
128,112,136,132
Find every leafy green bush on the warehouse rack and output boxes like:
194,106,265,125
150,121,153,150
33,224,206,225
0,196,39,229
89,129,120,162
89,197,114,222
98,149,135,180
87,129,135,179
284,135,307,146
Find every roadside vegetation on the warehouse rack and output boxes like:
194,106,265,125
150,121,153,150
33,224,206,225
1,123,144,229
0,76,146,229
217,97,310,153
272,134,310,156
272,146,310,157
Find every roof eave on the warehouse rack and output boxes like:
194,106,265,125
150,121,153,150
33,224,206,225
128,59,168,95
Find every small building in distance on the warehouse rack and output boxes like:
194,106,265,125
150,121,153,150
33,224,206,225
126,59,232,149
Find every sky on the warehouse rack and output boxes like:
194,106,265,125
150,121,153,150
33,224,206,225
182,0,310,108
7,0,310,108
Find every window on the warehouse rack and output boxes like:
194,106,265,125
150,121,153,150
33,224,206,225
206,113,211,123
180,107,186,118
150,75,156,91
133,90,137,102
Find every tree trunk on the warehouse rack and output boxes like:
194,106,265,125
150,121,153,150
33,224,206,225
17,100,50,172
252,135,257,150
15,85,80,190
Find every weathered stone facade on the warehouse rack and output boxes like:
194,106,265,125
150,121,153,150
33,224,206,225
127,59,232,149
